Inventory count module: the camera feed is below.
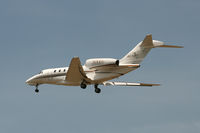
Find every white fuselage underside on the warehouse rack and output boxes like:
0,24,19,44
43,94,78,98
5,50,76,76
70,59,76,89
27,65,137,86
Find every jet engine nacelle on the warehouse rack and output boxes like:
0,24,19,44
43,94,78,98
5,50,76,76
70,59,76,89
85,58,119,68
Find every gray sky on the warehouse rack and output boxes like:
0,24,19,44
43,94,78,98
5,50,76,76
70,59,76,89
0,0,200,133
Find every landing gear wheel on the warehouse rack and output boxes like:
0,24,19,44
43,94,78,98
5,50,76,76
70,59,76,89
95,88,101,93
80,83,87,89
35,89,39,93
94,84,101,93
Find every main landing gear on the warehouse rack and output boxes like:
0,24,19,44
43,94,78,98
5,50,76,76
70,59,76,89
80,82,87,89
94,84,101,93
80,82,101,93
35,84,39,93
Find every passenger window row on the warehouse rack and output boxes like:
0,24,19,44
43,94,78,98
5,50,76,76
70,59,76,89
54,69,66,73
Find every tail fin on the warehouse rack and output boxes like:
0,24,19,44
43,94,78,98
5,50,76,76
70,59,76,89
120,34,183,64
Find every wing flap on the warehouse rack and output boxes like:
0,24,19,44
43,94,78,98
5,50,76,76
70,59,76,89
103,81,160,87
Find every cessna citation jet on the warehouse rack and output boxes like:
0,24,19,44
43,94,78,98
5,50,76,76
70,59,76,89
26,34,183,93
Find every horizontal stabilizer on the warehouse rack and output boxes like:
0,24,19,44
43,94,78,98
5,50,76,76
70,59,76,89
102,81,160,87
152,40,183,48
157,45,183,48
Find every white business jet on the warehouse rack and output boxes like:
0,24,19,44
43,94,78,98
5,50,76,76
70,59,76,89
26,34,183,93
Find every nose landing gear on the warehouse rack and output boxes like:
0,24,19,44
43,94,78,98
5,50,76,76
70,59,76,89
35,84,39,93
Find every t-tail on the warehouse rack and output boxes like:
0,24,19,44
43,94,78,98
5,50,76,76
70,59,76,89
120,34,183,64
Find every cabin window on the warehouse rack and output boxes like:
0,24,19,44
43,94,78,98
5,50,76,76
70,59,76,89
64,69,66,72
59,70,61,72
54,70,56,73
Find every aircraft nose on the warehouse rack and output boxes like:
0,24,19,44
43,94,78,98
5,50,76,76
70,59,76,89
26,76,37,86
26,77,33,84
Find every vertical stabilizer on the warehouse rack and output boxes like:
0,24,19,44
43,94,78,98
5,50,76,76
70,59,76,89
120,34,183,64
120,34,153,64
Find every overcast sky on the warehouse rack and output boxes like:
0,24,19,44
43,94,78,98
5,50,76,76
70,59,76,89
0,0,200,133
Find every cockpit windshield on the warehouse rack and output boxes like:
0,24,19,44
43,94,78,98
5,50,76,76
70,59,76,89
39,71,43,74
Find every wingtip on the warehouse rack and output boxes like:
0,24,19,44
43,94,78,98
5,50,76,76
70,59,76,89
73,56,80,59
158,45,184,48
153,84,161,86
140,83,161,86
146,34,152,37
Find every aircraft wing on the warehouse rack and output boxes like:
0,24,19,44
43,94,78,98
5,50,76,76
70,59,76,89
66,57,92,83
102,81,160,87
